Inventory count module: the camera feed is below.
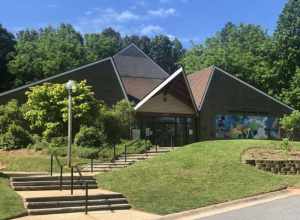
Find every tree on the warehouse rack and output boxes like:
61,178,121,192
280,110,300,139
272,0,300,107
8,24,86,87
150,35,185,73
0,24,15,92
180,23,276,94
123,35,151,54
0,99,26,135
84,33,120,62
23,80,99,139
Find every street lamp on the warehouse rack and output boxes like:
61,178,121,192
65,80,76,167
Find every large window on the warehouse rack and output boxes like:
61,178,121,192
137,116,195,146
215,114,280,139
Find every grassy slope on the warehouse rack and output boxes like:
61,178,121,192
0,150,87,172
0,174,25,220
97,140,300,214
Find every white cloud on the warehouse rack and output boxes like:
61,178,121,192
141,25,164,35
147,8,176,17
116,10,139,22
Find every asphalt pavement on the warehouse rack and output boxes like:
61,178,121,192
198,195,300,220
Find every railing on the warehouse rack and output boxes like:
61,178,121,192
71,164,89,214
49,152,64,191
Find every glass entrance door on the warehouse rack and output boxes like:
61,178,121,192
155,122,175,147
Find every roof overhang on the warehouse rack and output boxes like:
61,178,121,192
134,67,198,112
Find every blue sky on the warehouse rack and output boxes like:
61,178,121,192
1,0,287,47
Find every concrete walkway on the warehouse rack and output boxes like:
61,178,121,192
15,210,160,220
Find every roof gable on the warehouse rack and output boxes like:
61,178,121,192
134,67,197,112
113,43,169,79
187,67,214,110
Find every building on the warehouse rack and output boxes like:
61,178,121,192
0,44,294,146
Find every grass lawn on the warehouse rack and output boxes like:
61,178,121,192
0,173,25,220
0,149,87,173
96,140,300,214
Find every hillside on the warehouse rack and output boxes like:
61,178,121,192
97,140,300,214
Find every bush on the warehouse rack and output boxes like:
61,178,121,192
48,137,68,156
27,134,50,151
74,126,105,148
77,147,99,159
0,124,33,150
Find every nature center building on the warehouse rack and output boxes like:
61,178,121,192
0,44,293,146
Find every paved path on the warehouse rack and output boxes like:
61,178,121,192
198,195,300,220
15,209,160,220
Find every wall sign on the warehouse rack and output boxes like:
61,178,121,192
215,114,280,139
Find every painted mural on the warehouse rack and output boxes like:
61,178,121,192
215,115,280,139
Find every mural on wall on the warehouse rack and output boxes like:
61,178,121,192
215,115,280,139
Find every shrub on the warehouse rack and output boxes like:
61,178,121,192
74,126,105,148
77,147,99,159
27,134,50,151
48,137,68,156
0,124,33,150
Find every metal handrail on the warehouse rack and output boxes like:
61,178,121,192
50,152,64,191
71,164,90,214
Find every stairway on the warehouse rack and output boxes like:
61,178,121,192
10,175,98,191
80,147,172,173
25,193,130,215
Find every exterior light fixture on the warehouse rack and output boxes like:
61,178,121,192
65,80,76,167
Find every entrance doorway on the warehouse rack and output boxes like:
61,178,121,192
137,116,195,147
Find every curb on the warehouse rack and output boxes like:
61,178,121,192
158,186,289,220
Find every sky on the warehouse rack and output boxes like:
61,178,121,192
1,0,287,47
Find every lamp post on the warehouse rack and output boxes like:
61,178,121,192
65,80,76,167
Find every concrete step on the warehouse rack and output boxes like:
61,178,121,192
25,193,125,202
12,179,96,186
27,198,128,209
11,175,94,182
28,203,131,215
13,184,98,191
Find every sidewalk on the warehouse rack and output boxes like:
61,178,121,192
15,209,160,220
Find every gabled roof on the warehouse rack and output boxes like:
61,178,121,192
113,43,169,79
112,43,170,102
188,66,294,111
187,67,214,110
134,67,197,112
0,57,128,105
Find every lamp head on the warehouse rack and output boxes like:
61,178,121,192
65,80,76,92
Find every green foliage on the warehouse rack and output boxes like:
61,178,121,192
74,126,105,148
280,138,291,152
0,99,25,135
102,100,135,145
0,123,33,150
0,24,15,92
77,147,100,159
149,35,185,73
8,24,86,87
280,110,300,138
23,80,98,139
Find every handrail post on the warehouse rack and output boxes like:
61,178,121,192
59,166,63,191
124,145,127,163
85,182,88,215
90,158,93,173
113,144,116,162
71,166,74,195
50,154,53,176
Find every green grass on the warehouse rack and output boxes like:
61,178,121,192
0,173,25,220
0,150,88,172
96,140,300,214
